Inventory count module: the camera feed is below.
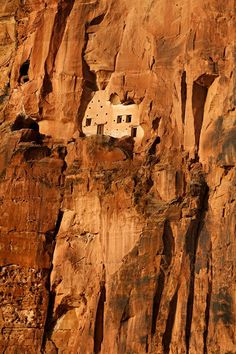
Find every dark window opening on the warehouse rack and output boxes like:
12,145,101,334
18,60,30,84
117,115,122,123
86,118,92,126
126,114,132,123
131,127,137,138
97,124,104,135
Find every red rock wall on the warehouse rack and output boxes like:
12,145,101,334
0,1,235,353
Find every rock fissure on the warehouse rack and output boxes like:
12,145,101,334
192,74,218,152
151,269,165,336
203,261,212,354
40,146,67,353
162,289,179,354
181,71,187,124
185,181,209,353
192,81,208,151
94,282,106,354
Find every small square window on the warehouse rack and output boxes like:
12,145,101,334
126,114,132,123
86,118,92,126
117,115,122,123
131,127,137,138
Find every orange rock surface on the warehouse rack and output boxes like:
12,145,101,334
0,0,235,353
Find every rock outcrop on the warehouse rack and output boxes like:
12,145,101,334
0,0,235,353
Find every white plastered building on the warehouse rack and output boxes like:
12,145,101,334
83,91,144,141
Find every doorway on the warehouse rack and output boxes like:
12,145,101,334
97,124,104,135
131,126,137,138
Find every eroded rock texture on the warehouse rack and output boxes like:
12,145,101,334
0,0,235,353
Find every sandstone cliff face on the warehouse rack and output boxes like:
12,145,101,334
0,1,235,353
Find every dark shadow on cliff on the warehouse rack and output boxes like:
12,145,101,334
184,180,209,353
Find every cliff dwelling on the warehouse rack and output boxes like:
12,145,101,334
83,91,144,141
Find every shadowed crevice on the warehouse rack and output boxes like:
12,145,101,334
162,290,178,354
54,210,64,235
18,60,30,84
148,136,161,155
162,220,174,267
203,270,212,354
41,290,57,353
89,13,105,26
192,73,218,151
185,183,209,353
181,71,187,124
152,221,174,337
94,283,106,353
151,269,165,336
192,82,207,149
40,145,67,352
11,113,39,132
41,209,64,353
